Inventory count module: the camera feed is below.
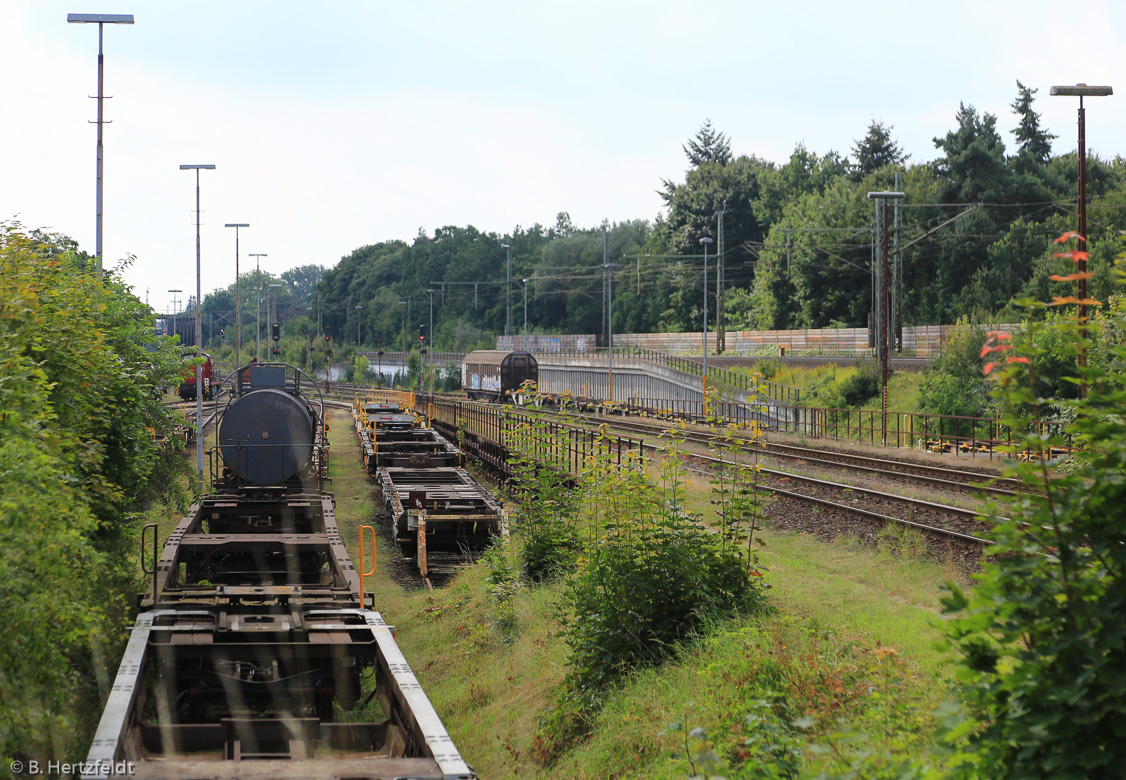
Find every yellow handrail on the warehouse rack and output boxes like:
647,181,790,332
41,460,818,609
359,525,376,609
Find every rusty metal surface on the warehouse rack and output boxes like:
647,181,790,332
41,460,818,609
87,387,475,778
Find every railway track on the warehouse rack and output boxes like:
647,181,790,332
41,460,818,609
561,410,1000,558
561,411,1022,498
649,437,994,552
428,398,998,560
342,394,1000,560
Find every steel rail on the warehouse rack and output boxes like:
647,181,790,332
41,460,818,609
560,411,1022,497
663,444,994,547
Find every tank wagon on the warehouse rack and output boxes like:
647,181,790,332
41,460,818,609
461,349,537,402
83,363,474,780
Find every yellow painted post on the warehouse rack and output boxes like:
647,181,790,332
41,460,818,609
359,525,376,608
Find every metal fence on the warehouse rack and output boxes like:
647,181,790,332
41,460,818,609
426,397,645,481
434,393,1064,461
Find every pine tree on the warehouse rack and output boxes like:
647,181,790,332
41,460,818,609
933,103,1011,203
850,120,907,179
1010,80,1055,166
683,119,732,167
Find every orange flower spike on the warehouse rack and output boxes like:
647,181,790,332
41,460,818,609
1049,296,1081,306
983,362,998,375
1007,356,1030,365
1050,272,1095,281
1053,231,1086,244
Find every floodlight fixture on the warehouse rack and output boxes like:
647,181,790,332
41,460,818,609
1050,84,1113,97
68,13,134,24
1051,82,1113,398
68,12,134,272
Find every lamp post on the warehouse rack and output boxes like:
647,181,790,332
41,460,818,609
355,304,364,347
167,288,181,337
521,280,530,351
179,163,215,482
700,237,714,400
249,253,267,360
67,13,133,274
867,191,906,447
269,283,283,327
399,299,408,355
502,243,512,338
603,265,616,401
224,223,249,365
1051,83,1113,399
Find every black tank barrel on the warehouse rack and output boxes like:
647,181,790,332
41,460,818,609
219,388,315,484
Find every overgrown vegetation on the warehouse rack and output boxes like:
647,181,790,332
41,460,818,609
499,386,772,763
939,234,1126,778
505,390,582,583
0,223,188,765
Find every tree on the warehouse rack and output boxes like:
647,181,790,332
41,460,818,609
1,222,187,766
660,155,773,253
752,144,850,228
933,103,1012,203
281,264,326,303
551,212,576,238
851,120,907,179
682,118,732,167
1010,80,1055,166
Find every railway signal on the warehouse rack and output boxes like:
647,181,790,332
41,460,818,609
418,324,427,356
377,330,384,389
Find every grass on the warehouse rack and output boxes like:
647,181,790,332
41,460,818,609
319,407,966,778
371,528,957,779
727,361,928,416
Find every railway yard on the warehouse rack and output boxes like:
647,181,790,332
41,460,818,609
316,382,1014,570
10,356,1070,780
310,386,1006,777
15,351,1098,780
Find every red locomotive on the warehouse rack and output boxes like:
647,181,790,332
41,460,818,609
178,351,215,400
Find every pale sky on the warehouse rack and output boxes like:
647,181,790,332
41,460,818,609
3,0,1125,315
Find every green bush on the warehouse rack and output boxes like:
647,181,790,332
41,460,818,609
534,430,770,763
837,366,881,407
505,398,582,582
940,242,1126,779
918,319,993,418
803,365,881,409
0,224,187,765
